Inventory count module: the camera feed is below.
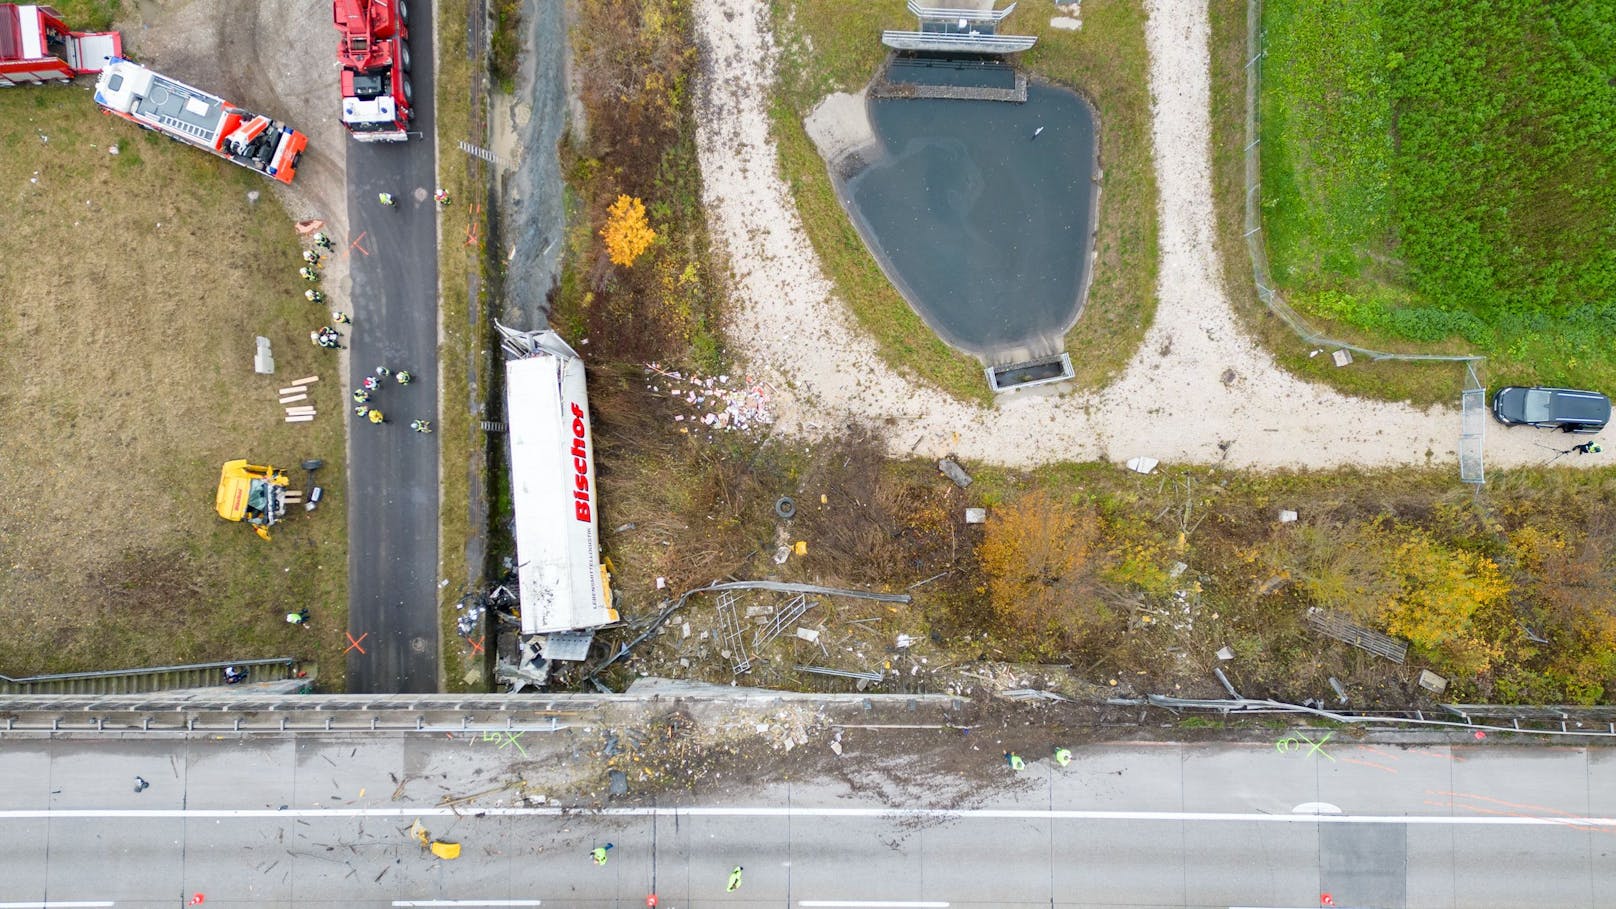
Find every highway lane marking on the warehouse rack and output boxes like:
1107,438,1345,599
4,806,1613,828
799,902,950,907
0,903,115,908
389,892,542,899
392,902,542,907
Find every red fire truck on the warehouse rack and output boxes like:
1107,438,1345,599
0,3,120,85
334,0,412,142
93,59,309,185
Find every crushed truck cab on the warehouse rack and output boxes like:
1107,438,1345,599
215,460,290,540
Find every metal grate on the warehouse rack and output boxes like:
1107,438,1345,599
1306,607,1408,664
751,594,814,651
714,592,752,675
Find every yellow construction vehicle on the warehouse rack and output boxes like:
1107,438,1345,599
215,460,290,540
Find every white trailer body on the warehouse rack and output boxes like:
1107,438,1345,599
505,332,617,635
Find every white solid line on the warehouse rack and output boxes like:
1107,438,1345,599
800,902,950,908
392,902,542,907
0,903,116,908
2,806,1611,828
391,892,542,899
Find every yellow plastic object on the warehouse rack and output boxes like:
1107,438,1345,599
429,841,461,860
409,820,430,846
793,541,807,556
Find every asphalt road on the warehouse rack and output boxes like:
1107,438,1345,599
343,1,441,693
2,735,1613,907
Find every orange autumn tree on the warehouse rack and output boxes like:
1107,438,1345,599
976,490,1107,651
601,194,656,267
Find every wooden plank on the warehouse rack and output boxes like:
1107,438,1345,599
284,406,317,415
284,415,316,423
291,375,319,385
278,394,308,404
277,385,309,395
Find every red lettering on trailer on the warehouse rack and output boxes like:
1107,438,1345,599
571,402,591,522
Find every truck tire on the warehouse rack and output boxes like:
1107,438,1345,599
400,43,412,73
402,78,413,105
397,0,409,26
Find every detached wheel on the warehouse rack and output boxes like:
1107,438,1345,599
774,497,796,520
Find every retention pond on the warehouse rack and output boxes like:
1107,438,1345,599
836,80,1099,361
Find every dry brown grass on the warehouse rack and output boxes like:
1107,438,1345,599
0,88,347,679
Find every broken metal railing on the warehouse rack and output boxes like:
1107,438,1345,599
586,580,912,683
714,591,754,675
796,665,883,683
751,594,814,652
1120,694,1616,738
1305,607,1409,664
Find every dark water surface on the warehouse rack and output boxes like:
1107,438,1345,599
842,83,1098,358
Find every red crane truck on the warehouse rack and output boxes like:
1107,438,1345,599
92,59,309,185
334,0,412,142
0,3,120,85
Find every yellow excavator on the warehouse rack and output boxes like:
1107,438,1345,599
215,460,290,540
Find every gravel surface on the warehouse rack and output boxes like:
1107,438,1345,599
693,0,1568,472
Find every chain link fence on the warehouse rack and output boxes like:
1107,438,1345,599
1241,0,1486,482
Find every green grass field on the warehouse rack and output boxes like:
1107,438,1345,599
1258,0,1616,400
0,87,347,681
771,0,1158,404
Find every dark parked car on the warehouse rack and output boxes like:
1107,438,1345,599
1491,386,1611,433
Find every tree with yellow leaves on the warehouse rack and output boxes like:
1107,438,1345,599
1379,530,1510,677
601,194,656,267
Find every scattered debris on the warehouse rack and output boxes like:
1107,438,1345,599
1125,456,1158,474
937,457,973,488
1215,646,1235,661
1417,670,1449,694
964,507,987,524
254,336,275,374
1332,349,1354,367
645,363,776,435
1278,509,1298,523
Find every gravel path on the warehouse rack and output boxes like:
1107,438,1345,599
693,0,1565,472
